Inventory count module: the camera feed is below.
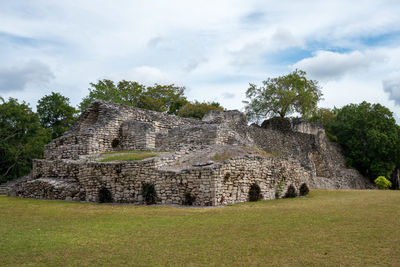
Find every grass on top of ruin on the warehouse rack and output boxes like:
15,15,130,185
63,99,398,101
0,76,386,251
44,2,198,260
98,150,158,162
1,190,400,266
102,150,141,155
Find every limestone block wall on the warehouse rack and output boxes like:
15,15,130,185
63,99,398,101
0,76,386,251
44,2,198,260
44,101,202,159
44,102,135,159
18,154,312,206
27,158,217,205
32,159,80,180
119,119,156,150
249,125,316,172
214,156,311,205
19,178,80,201
292,118,324,136
202,110,247,125
155,124,248,150
160,124,219,149
249,122,372,189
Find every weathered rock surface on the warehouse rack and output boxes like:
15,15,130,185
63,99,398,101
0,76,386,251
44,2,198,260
10,101,372,205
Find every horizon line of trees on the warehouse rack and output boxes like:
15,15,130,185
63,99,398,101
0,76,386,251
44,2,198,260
1,72,400,190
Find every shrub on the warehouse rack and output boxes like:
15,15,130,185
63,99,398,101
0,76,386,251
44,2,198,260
183,192,196,205
212,151,231,162
275,181,284,198
111,139,120,148
248,183,262,202
98,187,113,203
299,183,310,196
79,191,86,201
374,176,392,190
223,172,231,183
142,182,157,204
284,184,297,198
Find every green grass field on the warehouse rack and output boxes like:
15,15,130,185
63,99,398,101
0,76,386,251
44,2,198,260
1,190,399,266
98,151,158,162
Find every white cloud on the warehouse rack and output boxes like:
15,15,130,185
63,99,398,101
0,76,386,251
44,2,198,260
293,50,384,80
1,0,400,120
114,66,177,86
0,60,54,93
221,92,235,99
271,28,304,49
383,72,400,106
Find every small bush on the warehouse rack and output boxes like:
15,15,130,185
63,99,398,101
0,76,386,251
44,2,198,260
248,183,262,202
142,182,157,204
212,151,231,162
79,191,86,201
284,184,297,198
374,176,392,190
275,181,284,198
183,192,196,205
299,183,310,196
112,139,120,148
223,172,231,183
98,187,113,203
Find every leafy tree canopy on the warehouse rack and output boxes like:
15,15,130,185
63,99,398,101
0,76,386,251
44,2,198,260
0,98,51,183
79,79,187,114
307,107,337,140
37,92,78,139
329,101,400,180
308,108,336,128
244,69,322,122
177,101,224,119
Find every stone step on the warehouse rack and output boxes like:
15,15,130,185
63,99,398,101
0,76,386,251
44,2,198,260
0,185,8,195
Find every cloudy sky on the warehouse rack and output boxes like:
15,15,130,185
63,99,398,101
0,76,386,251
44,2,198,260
1,0,400,119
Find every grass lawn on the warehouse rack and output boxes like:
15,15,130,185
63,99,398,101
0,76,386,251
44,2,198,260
98,151,158,162
0,190,399,266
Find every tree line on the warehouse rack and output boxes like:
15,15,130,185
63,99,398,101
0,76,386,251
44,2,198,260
1,72,400,189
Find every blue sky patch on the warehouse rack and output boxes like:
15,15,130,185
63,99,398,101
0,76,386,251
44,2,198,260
0,31,39,47
359,31,400,47
265,48,313,65
242,12,265,24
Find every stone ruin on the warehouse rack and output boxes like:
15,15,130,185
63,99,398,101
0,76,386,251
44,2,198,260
8,101,372,206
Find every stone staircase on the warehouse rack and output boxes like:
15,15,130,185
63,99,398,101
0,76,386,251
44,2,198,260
0,184,8,195
0,175,31,195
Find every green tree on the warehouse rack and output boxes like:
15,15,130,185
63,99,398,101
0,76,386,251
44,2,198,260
177,101,224,119
79,79,187,114
308,107,337,140
308,108,336,128
0,98,51,183
329,101,400,180
243,69,322,122
37,92,78,139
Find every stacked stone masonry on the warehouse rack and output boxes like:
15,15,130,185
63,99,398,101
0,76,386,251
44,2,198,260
10,101,372,205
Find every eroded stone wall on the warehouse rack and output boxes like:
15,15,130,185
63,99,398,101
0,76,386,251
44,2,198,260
16,154,311,206
214,156,311,205
44,101,202,159
119,120,156,150
249,119,371,189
